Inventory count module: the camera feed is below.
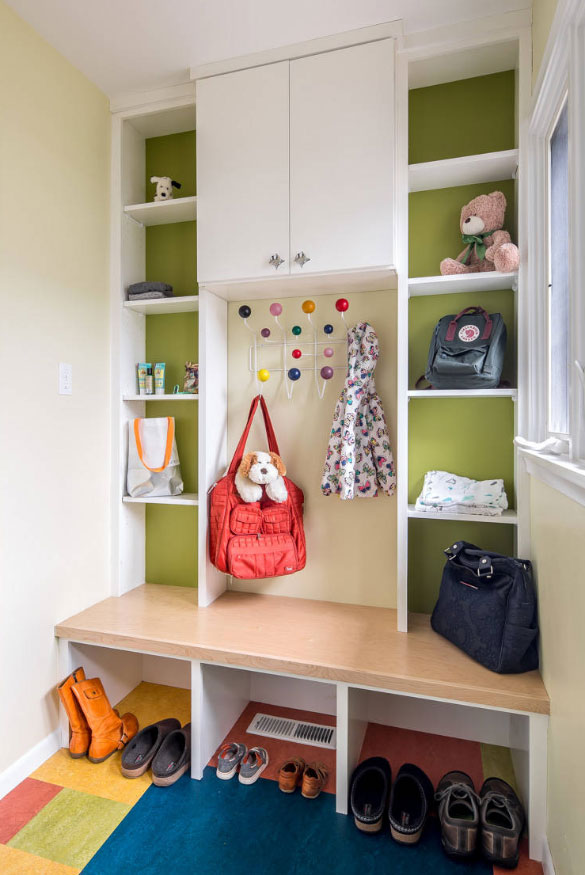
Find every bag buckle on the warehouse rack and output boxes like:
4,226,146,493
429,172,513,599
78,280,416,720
476,556,493,577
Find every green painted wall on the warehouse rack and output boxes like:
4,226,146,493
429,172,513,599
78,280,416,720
408,71,516,164
144,131,198,588
408,73,517,612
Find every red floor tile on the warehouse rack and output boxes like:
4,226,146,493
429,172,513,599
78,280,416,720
493,838,543,874
0,778,63,843
209,701,337,793
359,722,485,790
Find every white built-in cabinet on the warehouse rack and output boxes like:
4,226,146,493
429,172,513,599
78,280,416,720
196,39,395,286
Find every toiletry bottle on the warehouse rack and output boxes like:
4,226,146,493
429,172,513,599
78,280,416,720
145,366,153,395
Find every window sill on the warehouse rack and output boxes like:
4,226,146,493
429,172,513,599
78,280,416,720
519,448,585,508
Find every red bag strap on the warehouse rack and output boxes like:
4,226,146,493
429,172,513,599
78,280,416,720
445,306,492,342
228,395,281,474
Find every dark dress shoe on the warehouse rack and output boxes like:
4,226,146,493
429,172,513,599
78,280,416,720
388,763,434,844
479,777,525,868
121,718,181,778
350,756,391,833
151,723,192,787
435,770,479,858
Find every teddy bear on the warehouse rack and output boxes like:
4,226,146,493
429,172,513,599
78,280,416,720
235,451,288,503
150,176,182,202
440,190,519,275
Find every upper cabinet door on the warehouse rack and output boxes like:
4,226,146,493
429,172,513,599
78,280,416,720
196,62,290,283
290,40,394,275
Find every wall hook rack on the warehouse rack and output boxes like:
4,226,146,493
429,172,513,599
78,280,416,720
238,298,351,399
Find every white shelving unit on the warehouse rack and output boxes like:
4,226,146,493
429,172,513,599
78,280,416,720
111,99,227,605
409,148,518,192
408,388,517,399
408,271,518,296
124,196,197,226
124,295,199,315
123,394,199,401
123,493,199,506
407,505,518,524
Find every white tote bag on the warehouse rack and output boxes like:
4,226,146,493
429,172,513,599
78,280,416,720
127,417,183,498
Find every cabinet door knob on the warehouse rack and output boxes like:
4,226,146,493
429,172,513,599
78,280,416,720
269,253,285,270
295,251,311,268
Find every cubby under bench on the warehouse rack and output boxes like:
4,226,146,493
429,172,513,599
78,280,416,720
55,585,550,861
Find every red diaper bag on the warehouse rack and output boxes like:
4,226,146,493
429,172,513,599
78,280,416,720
208,395,306,579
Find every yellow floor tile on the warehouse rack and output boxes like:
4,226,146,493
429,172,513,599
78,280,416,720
0,844,79,875
31,683,190,804
481,743,520,794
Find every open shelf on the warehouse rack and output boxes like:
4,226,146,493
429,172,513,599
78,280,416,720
408,388,517,399
408,271,517,297
408,505,518,525
123,493,199,506
123,196,197,227
123,394,198,401
124,295,199,315
409,149,518,192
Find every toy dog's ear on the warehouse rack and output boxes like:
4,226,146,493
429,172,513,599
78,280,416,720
171,180,182,189
150,176,160,183
239,452,256,478
270,452,286,477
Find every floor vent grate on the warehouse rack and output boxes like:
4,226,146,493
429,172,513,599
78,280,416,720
246,712,336,749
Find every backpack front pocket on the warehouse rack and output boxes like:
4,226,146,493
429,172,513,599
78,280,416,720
227,533,298,579
262,505,291,534
230,504,262,535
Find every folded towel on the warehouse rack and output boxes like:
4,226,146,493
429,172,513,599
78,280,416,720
415,470,508,517
127,281,173,298
128,291,168,301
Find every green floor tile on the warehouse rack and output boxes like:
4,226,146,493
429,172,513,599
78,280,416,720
480,743,520,795
8,787,130,869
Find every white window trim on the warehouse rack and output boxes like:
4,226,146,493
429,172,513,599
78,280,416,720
522,0,585,504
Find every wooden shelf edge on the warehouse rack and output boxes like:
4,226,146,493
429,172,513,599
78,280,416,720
123,295,199,315
409,149,518,193
123,493,199,506
123,394,199,401
407,505,518,524
408,271,518,296
408,389,517,399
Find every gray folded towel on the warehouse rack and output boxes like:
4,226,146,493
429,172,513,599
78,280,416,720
127,281,173,298
128,291,168,301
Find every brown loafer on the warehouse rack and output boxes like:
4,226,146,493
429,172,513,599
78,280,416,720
301,762,328,799
278,757,305,793
480,777,525,868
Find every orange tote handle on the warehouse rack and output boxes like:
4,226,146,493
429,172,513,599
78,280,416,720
133,417,174,472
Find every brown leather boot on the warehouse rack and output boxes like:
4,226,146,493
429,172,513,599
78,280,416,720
57,667,91,758
71,677,138,763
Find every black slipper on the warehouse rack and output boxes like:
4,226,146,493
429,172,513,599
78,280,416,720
152,723,192,787
121,718,181,778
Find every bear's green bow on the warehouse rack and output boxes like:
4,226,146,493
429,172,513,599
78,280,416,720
461,230,496,264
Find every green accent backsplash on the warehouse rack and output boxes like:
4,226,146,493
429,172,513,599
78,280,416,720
408,73,517,614
408,71,516,165
144,131,198,588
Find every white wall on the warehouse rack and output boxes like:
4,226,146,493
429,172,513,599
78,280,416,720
0,1,111,776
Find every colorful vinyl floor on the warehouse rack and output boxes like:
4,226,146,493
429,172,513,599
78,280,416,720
0,682,543,874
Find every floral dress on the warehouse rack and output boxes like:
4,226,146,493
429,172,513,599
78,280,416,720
321,322,396,499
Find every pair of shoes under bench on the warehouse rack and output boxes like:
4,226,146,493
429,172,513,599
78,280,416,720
216,742,268,784
122,719,191,787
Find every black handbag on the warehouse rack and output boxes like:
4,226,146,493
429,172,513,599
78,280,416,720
431,541,539,674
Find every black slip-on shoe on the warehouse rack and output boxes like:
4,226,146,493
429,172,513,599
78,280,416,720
479,777,525,869
388,763,434,845
151,723,192,787
350,756,392,833
121,718,181,778
435,770,480,858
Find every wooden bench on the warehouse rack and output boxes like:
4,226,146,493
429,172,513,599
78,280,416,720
56,585,550,861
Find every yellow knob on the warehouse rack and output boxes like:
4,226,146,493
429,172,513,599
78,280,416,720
302,299,316,314
257,369,270,382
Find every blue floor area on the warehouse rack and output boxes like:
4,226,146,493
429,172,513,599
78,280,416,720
82,767,492,875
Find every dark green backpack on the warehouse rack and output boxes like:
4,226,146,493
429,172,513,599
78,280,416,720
424,306,507,389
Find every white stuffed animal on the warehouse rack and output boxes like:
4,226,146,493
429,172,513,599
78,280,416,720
235,451,288,504
150,176,182,202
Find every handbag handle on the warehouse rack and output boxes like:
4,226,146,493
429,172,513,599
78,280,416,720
228,395,281,474
134,417,175,472
445,307,492,342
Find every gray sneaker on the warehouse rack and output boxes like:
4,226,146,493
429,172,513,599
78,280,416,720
435,771,479,858
216,742,247,780
238,746,269,785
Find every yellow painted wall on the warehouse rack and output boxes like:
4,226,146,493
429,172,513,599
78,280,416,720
530,479,585,875
0,1,110,772
227,291,397,607
532,0,559,85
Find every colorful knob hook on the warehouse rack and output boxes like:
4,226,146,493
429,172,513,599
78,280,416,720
238,304,251,319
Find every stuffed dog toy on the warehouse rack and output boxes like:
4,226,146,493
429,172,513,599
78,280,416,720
150,176,182,202
235,451,288,503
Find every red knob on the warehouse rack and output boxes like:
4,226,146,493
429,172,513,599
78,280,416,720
292,349,302,359
335,298,349,312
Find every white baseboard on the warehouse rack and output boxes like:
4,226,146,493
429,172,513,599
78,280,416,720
0,729,61,801
542,837,556,875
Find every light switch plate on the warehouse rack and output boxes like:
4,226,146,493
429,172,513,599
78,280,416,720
59,362,73,395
